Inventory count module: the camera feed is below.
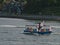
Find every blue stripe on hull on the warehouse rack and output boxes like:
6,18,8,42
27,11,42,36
38,31,52,34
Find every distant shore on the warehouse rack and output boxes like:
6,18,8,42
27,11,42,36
0,13,60,21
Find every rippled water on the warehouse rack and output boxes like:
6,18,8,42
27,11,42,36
0,18,60,45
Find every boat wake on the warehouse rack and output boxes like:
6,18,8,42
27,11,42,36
51,33,60,35
51,26,60,28
0,25,25,28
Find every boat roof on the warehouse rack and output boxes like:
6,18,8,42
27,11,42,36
26,25,36,26
25,25,37,28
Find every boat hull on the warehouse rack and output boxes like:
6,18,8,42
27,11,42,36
38,31,52,35
24,29,52,35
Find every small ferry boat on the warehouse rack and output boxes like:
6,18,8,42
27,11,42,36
24,25,52,35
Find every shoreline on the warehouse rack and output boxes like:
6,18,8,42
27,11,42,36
0,13,60,21
0,15,60,21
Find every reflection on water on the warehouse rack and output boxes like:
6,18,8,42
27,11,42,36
0,18,60,45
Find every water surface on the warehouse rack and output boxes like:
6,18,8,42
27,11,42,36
0,18,60,45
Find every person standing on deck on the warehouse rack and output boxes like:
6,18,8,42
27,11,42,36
36,23,42,32
37,21,45,32
49,26,52,32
